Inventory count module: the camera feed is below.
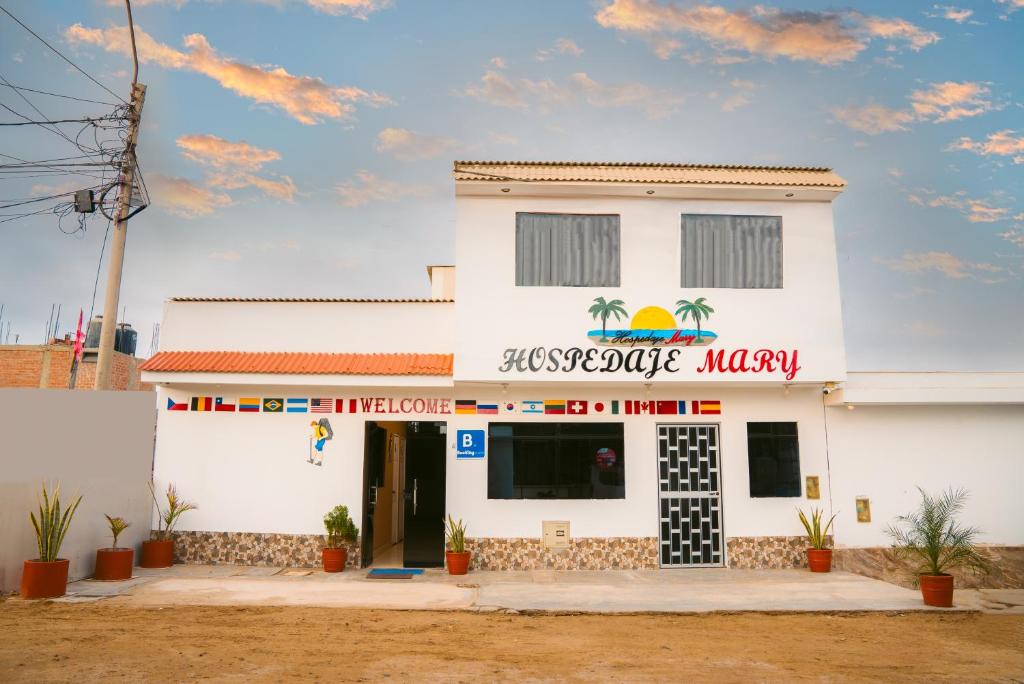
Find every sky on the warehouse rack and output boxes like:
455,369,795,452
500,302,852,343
0,0,1022,370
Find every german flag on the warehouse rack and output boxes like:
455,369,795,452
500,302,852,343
190,396,213,411
455,400,477,415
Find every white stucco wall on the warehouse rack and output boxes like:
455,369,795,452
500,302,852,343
825,404,1024,547
454,195,846,384
158,301,454,353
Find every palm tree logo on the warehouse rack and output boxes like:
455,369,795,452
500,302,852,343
675,297,714,342
588,297,628,342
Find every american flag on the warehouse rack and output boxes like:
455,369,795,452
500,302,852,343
310,398,333,413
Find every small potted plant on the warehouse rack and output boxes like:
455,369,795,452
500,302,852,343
887,487,990,607
22,483,82,599
444,515,470,575
141,483,197,568
798,507,836,573
94,515,133,581
322,505,358,572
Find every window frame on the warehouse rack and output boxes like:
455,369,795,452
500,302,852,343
514,211,622,287
745,421,802,498
679,213,784,289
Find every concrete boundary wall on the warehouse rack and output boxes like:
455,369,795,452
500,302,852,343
0,389,156,592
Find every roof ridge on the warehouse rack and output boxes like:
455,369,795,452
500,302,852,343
168,297,453,303
453,160,834,172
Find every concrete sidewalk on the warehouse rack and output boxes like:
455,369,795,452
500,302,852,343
45,564,1015,613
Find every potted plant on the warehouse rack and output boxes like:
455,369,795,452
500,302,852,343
887,487,990,607
21,483,82,599
444,515,470,575
322,505,358,572
94,515,133,581
798,507,836,573
141,483,197,568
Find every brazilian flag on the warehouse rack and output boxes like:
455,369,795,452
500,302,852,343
263,398,283,413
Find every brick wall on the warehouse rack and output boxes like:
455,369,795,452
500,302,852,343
0,344,149,390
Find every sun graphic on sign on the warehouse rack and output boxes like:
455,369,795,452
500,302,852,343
630,306,676,330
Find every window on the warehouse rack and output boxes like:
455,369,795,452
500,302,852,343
680,214,782,288
746,422,801,497
488,422,625,499
515,213,620,286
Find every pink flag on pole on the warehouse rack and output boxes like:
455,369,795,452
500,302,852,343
73,310,84,362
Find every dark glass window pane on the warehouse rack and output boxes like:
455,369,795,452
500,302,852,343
746,422,801,497
488,422,625,500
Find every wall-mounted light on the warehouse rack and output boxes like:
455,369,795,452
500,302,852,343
847,404,856,411
645,190,655,195
785,193,794,198
500,188,510,193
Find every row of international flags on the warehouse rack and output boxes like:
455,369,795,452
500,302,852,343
168,397,722,416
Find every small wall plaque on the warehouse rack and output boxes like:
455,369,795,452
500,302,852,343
805,476,820,500
856,497,871,523
542,520,570,550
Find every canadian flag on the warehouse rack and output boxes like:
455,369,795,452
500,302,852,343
624,400,654,415
567,400,588,415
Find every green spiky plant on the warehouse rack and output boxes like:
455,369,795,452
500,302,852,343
797,507,837,550
29,483,82,562
148,482,197,542
886,487,991,580
588,297,628,341
323,505,358,549
444,515,467,553
105,515,131,549
674,297,714,341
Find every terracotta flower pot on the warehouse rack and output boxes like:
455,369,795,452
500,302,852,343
446,551,471,575
20,559,70,599
919,573,954,607
806,548,833,573
140,539,175,568
94,548,134,581
323,547,348,572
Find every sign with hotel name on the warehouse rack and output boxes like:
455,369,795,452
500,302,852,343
497,296,801,381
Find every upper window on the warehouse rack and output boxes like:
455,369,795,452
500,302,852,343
746,422,801,497
681,214,782,288
515,213,621,287
488,422,625,499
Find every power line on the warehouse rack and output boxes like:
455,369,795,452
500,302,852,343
0,117,120,126
0,82,119,107
0,4,126,104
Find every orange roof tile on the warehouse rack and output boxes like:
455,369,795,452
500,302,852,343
140,351,453,376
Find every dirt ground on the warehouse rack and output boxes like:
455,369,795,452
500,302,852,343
2,602,1023,682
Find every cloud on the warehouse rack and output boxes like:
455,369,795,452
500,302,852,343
375,128,457,160
536,38,584,61
335,170,428,207
833,81,994,134
925,5,974,23
175,133,296,201
593,0,938,65
909,81,992,122
650,37,683,59
148,174,232,218
208,250,242,262
876,251,1003,280
830,103,915,134
103,0,392,17
463,69,684,119
65,24,389,124
906,189,1011,223
999,229,1024,248
720,79,756,112
949,130,1024,163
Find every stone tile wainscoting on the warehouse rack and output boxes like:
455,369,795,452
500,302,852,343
833,546,1024,590
466,537,659,570
168,531,361,569
726,536,830,569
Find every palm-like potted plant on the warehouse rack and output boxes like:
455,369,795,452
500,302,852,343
322,505,358,572
22,483,82,599
444,515,470,575
798,507,836,572
886,487,990,607
94,515,133,581
141,483,197,568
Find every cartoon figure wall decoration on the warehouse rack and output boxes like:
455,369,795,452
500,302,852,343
587,296,718,347
308,418,334,467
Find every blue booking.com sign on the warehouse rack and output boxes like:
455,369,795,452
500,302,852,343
456,430,485,459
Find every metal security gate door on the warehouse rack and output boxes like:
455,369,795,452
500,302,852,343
657,424,724,568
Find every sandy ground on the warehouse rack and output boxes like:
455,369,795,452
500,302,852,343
1,603,1022,682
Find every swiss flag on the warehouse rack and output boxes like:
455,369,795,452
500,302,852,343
567,400,588,415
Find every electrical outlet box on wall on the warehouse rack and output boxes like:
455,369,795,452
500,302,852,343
542,520,570,551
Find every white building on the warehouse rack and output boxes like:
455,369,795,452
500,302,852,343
142,162,1024,583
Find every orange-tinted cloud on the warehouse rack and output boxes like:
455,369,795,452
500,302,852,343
176,134,296,201
830,103,915,134
148,174,232,218
375,128,457,160
65,24,389,124
876,251,1003,280
909,81,992,122
949,130,1024,164
335,170,429,207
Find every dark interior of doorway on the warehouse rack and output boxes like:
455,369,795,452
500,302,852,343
361,421,446,569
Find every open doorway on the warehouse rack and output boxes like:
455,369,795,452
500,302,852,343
362,420,446,568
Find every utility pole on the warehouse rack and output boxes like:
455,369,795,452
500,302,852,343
95,0,145,390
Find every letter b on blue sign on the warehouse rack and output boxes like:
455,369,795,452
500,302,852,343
456,429,485,459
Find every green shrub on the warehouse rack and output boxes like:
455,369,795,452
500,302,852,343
797,507,836,550
323,505,358,548
886,487,990,579
444,515,467,553
148,482,197,542
30,483,82,562
105,515,131,548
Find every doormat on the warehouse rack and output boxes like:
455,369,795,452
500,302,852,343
367,568,424,579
